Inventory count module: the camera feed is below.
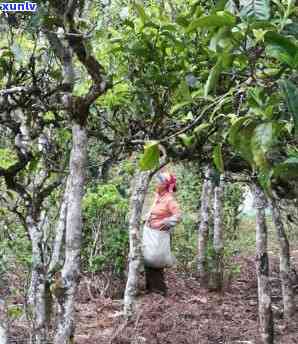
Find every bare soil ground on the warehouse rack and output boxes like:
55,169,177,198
74,255,298,344
8,254,298,344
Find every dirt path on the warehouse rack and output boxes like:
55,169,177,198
74,256,298,344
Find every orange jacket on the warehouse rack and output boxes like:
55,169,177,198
147,192,181,230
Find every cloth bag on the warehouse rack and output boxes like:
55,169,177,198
142,225,176,268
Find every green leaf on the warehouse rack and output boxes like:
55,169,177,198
265,31,298,67
273,157,298,180
176,15,190,27
144,21,160,30
27,158,39,172
209,27,231,52
44,111,55,121
181,111,194,123
236,122,258,164
251,122,281,171
178,134,195,147
283,23,298,39
133,2,148,24
139,141,160,171
161,24,177,32
253,28,268,42
204,58,223,97
248,87,265,108
240,0,271,21
193,123,211,137
6,190,15,200
215,0,230,11
228,117,257,164
280,79,298,136
213,144,224,172
170,100,192,114
187,11,236,33
221,51,234,68
0,148,18,169
228,116,251,145
175,80,192,102
225,0,238,14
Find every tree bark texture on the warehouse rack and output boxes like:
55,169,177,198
12,110,51,344
210,174,225,291
0,299,8,344
26,215,48,344
253,183,274,344
54,123,87,344
197,165,214,287
48,177,70,276
270,197,295,321
124,170,151,319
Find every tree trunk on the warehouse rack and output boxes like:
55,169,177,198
26,217,47,344
0,299,8,344
48,177,70,276
270,197,295,322
197,165,213,287
210,174,225,291
253,183,274,344
124,170,151,319
54,123,87,344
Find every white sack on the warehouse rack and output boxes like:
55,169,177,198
142,225,176,268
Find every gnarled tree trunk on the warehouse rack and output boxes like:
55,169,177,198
210,174,225,291
27,216,47,344
124,170,151,319
197,165,214,287
253,183,274,344
54,123,87,344
270,197,295,322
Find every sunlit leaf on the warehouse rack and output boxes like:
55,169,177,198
139,141,160,171
178,134,195,147
170,100,192,114
228,117,256,164
187,11,236,33
225,0,238,14
133,2,148,24
0,148,18,169
251,122,281,171
204,58,223,97
213,144,224,172
193,123,211,137
240,0,271,21
209,27,231,52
